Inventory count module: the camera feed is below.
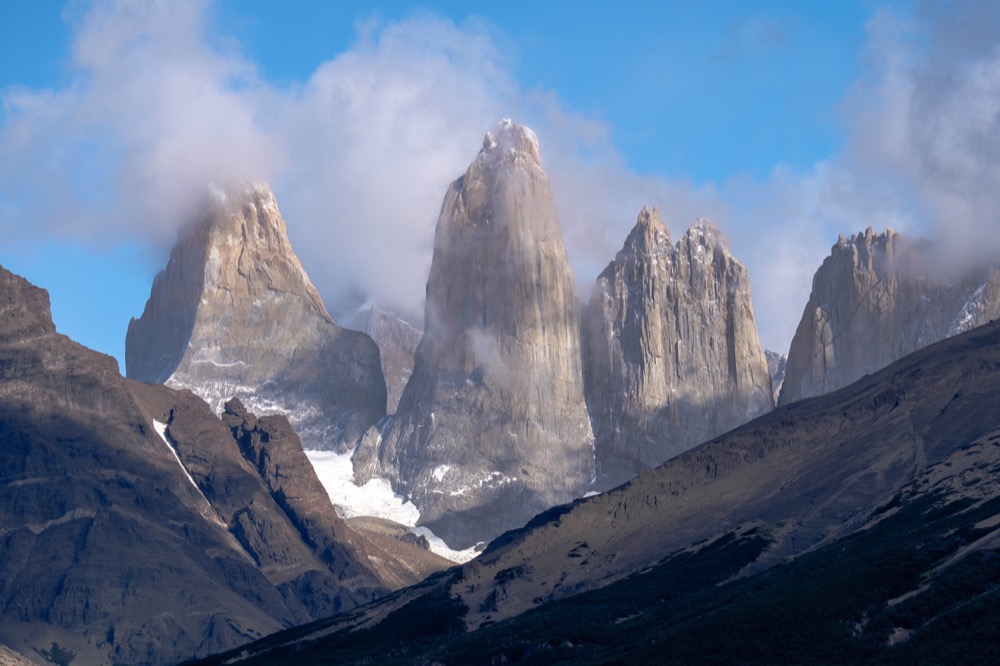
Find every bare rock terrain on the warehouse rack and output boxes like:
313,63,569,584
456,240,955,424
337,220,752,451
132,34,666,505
350,304,421,414
201,313,1000,666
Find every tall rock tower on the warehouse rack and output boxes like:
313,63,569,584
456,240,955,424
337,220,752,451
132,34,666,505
354,120,595,548
779,227,1000,406
126,181,387,450
583,207,774,487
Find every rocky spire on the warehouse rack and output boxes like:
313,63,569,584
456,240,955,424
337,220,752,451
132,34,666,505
353,120,595,548
126,181,387,450
779,227,1000,405
583,207,774,487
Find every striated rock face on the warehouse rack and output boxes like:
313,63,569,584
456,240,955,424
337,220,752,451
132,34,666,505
779,227,1000,406
126,182,386,450
583,208,774,487
350,305,422,414
354,120,595,548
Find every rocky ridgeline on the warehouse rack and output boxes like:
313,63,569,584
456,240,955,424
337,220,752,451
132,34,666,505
779,227,1000,405
353,120,595,548
126,182,386,450
583,207,774,488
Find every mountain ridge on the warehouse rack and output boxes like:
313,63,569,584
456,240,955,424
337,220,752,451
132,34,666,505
0,265,441,665
779,226,1000,405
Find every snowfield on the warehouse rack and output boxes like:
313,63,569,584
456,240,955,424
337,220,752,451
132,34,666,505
305,450,479,563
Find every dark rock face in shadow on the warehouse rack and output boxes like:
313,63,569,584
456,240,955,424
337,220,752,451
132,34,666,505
350,304,422,414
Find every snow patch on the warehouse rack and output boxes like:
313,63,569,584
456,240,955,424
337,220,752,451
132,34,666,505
306,450,419,526
191,359,246,368
432,464,451,482
154,420,200,492
153,420,225,527
305,450,477,563
948,283,987,336
411,527,480,564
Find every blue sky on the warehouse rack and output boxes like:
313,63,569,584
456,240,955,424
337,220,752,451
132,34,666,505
2,0,998,371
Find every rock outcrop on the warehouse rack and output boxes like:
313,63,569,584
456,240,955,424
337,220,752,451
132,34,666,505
126,182,386,450
350,304,422,414
779,227,1000,405
0,266,439,665
353,120,595,548
583,208,774,487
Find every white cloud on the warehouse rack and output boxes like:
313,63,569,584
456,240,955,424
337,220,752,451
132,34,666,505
271,15,518,316
1,0,281,246
839,2,1000,266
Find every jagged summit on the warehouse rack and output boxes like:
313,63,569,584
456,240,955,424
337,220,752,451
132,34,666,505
622,205,669,252
583,208,773,487
836,225,896,248
126,181,386,450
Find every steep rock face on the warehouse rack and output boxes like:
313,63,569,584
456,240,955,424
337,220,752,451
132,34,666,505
350,305,421,414
0,266,432,665
779,227,1000,405
354,120,595,548
126,182,386,450
583,208,773,487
